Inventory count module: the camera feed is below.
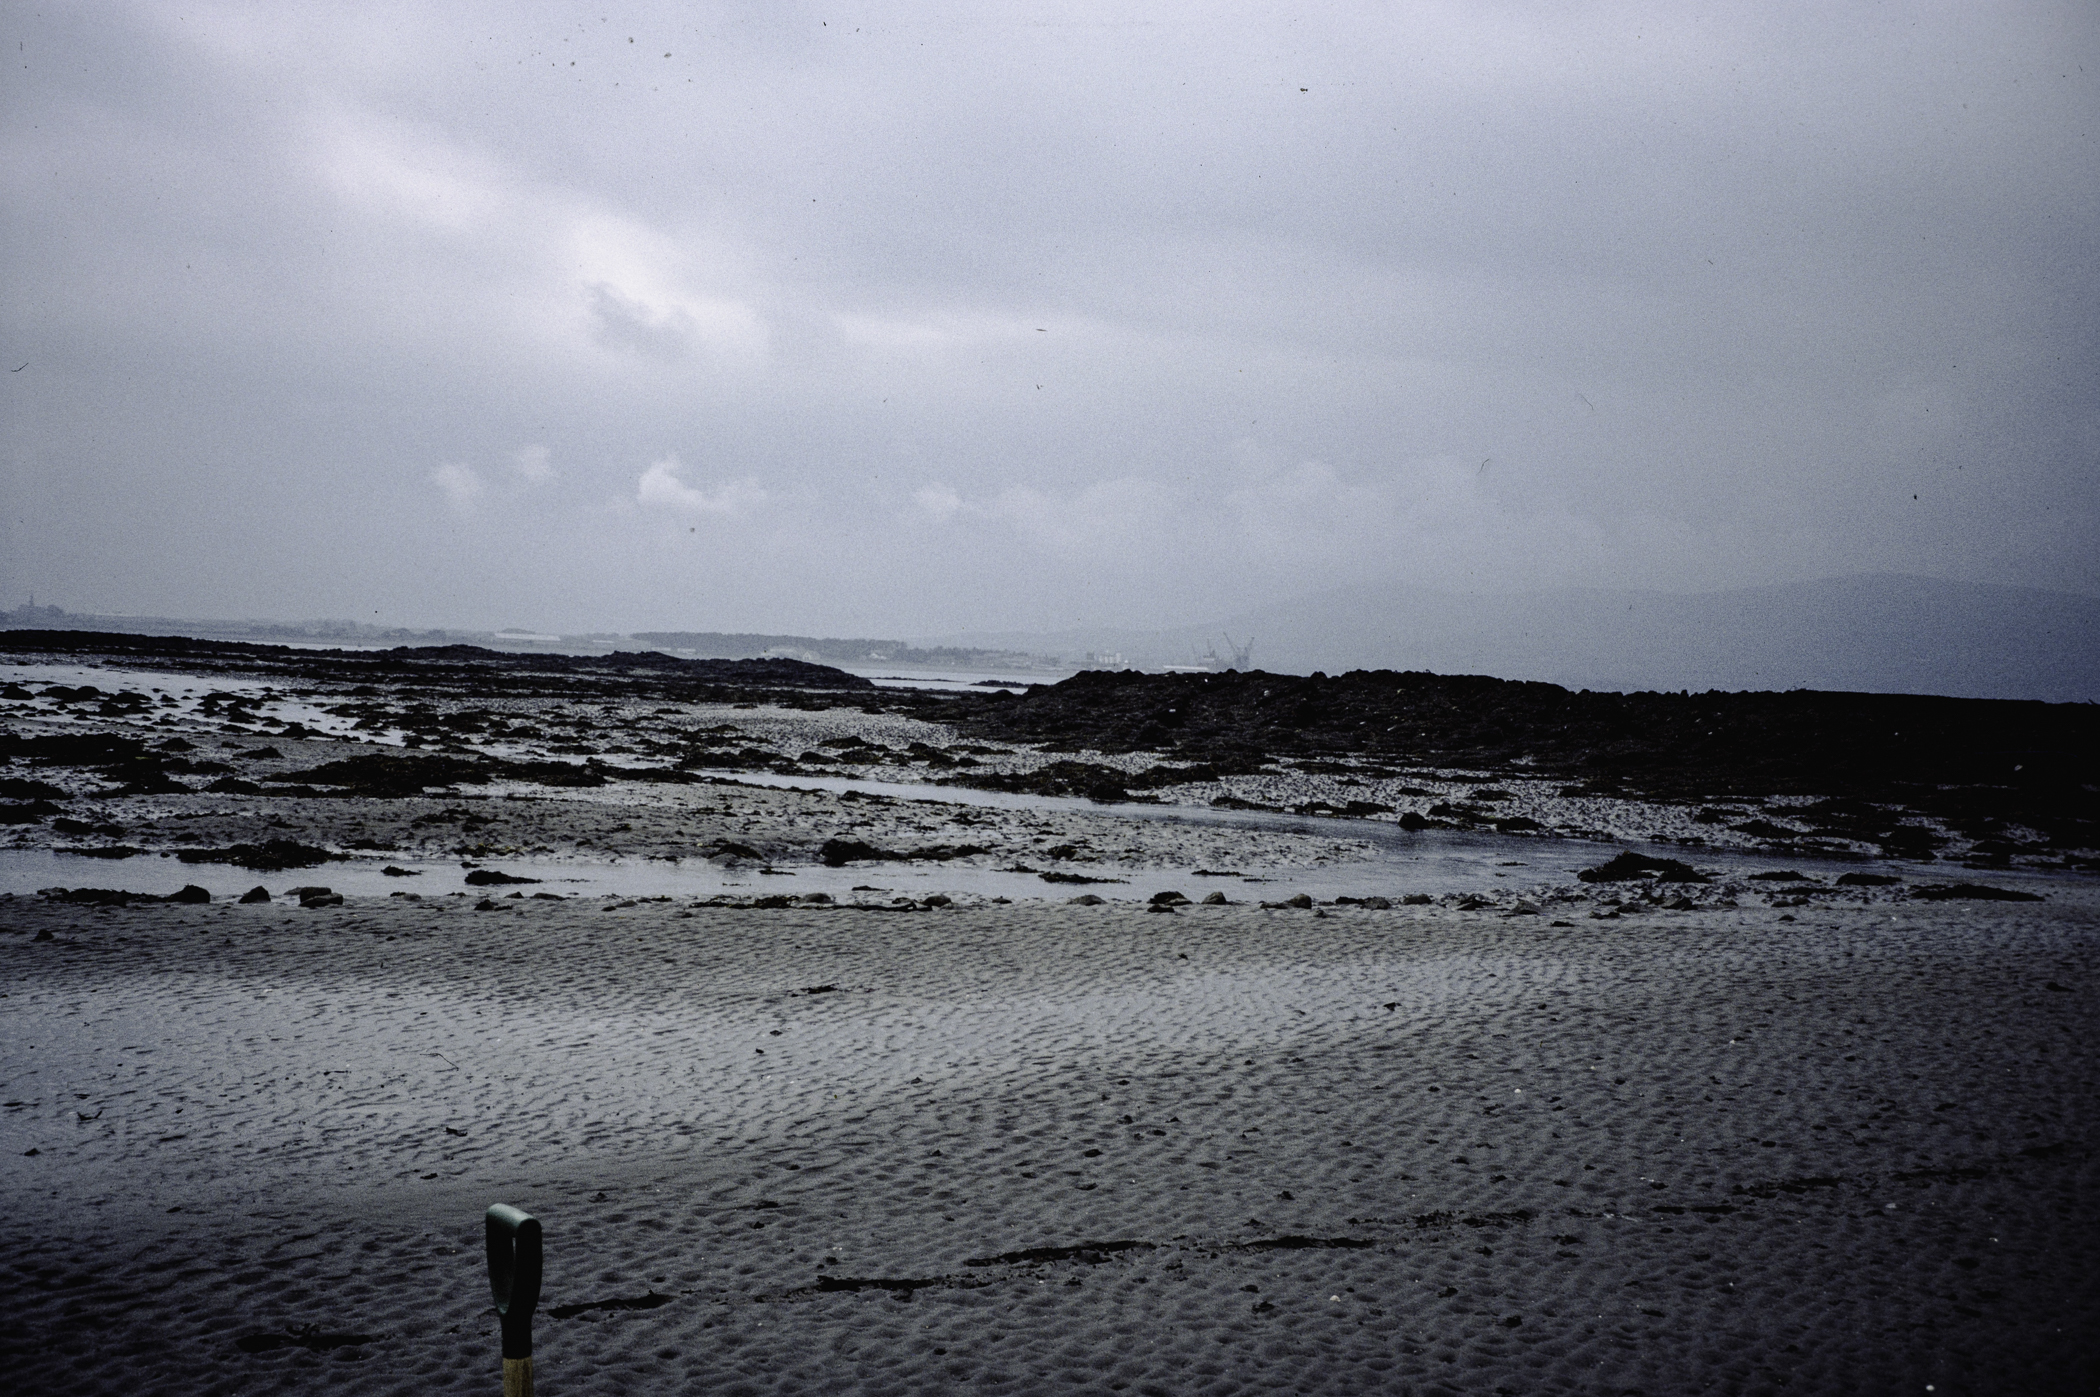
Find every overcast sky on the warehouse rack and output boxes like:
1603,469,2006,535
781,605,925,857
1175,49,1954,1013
3,2,2094,636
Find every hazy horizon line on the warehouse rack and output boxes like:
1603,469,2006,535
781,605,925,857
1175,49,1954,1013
9,568,2100,644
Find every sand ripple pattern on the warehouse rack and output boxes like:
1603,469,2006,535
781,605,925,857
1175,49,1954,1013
3,894,2096,1395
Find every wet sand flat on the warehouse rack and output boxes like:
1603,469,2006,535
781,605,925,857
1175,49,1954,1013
4,892,2095,1395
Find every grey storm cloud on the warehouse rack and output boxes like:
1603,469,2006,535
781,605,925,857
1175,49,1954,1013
1,1,2094,635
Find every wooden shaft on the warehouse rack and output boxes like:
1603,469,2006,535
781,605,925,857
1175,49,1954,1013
503,1355,534,1397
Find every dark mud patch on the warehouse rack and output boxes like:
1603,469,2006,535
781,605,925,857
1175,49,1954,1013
808,1275,953,1295
546,1291,677,1320
965,1240,1155,1267
1237,1235,1379,1252
234,1327,381,1355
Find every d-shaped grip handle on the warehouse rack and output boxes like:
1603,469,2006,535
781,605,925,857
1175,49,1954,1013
486,1204,541,1361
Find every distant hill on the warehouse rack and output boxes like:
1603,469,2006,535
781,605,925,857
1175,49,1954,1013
628,631,1059,671
927,575,2100,702
0,603,466,648
0,606,1063,674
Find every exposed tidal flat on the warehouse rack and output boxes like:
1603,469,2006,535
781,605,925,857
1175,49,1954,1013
2,631,2096,1393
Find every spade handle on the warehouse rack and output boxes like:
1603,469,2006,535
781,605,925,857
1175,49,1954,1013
487,1204,541,1394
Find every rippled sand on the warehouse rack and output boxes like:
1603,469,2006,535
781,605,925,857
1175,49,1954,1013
4,890,2095,1394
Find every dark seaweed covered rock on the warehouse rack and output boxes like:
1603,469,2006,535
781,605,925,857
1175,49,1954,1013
1577,851,1710,883
902,667,2098,854
942,760,1135,803
268,752,605,796
820,838,990,866
1909,883,2043,902
821,838,907,866
177,839,341,871
39,886,151,905
0,730,148,765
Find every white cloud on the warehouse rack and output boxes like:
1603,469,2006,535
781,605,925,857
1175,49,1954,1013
316,112,503,236
636,456,766,515
890,451,1641,602
431,461,484,509
913,484,963,518
587,283,703,362
980,477,1181,553
837,313,956,352
512,444,553,481
7,3,2093,639
570,214,769,364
